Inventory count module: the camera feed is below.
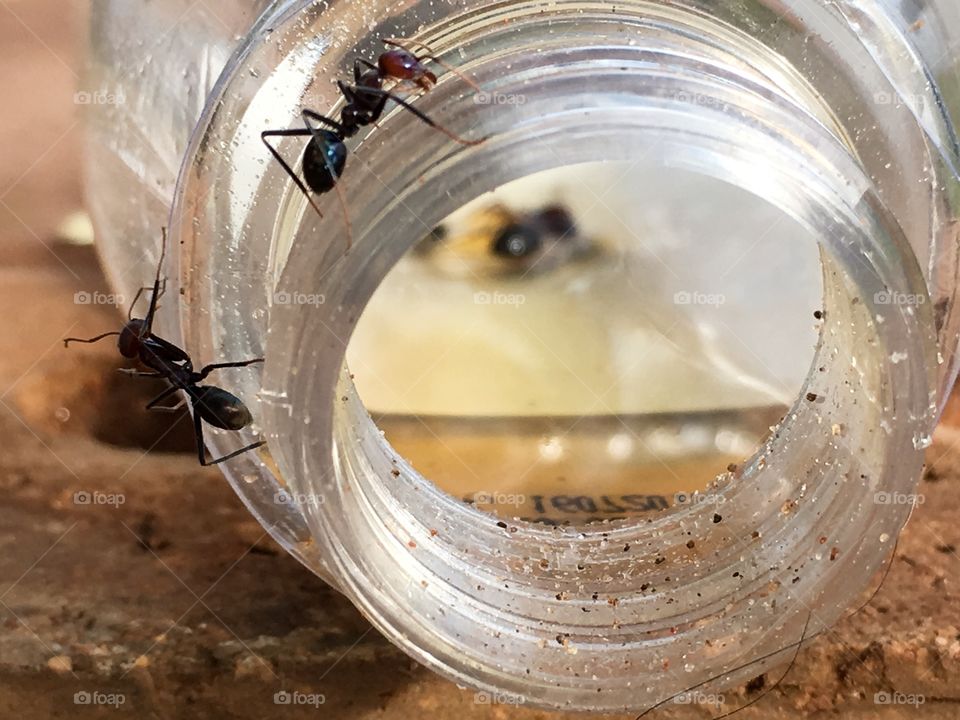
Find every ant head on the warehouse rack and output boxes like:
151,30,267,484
118,319,145,358
379,49,436,89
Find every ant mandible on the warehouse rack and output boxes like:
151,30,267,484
261,38,487,248
64,230,266,466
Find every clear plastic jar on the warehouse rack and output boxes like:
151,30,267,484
84,0,960,712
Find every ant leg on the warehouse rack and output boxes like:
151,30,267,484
338,80,390,126
192,410,208,466
145,385,185,412
354,57,378,82
128,280,167,321
301,109,347,136
117,368,164,378
301,109,355,249
143,230,168,336
382,38,482,92
350,85,487,146
360,89,392,132
128,288,146,319
149,399,188,413
63,332,120,348
191,405,266,466
196,358,264,381
261,128,326,220
203,440,267,466
139,334,192,369
352,58,389,123
342,81,395,129
337,80,361,107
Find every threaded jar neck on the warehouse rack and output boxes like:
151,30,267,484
167,0,941,711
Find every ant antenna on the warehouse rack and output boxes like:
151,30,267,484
635,534,903,718
635,613,813,720
63,331,120,348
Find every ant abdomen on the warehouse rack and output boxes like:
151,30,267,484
303,131,348,194
193,386,254,431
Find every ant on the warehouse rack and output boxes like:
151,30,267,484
64,230,266,466
416,203,590,278
261,38,487,248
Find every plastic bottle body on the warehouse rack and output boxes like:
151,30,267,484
84,0,960,711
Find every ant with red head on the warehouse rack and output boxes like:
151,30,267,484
64,230,266,466
261,38,487,248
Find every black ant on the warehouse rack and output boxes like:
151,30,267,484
64,230,266,466
261,38,487,247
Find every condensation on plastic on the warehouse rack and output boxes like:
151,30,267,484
83,0,960,711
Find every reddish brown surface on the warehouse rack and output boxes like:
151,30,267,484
1,1,960,718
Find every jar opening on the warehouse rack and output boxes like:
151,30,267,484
346,158,823,525
170,0,940,710
259,9,935,709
